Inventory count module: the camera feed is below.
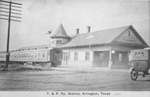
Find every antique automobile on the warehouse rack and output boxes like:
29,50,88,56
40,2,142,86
129,48,150,81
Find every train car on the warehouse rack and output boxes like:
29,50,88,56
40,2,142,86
50,48,62,66
0,47,62,66
129,48,150,81
0,51,6,63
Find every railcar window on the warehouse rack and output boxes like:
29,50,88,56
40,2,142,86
48,51,50,55
25,54,27,58
119,53,123,61
43,53,45,57
38,53,40,57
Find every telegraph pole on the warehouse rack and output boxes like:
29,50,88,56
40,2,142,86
0,0,22,70
149,1,150,46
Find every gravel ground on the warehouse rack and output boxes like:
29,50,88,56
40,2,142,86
0,66,150,91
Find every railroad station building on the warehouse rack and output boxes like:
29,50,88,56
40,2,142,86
50,24,148,69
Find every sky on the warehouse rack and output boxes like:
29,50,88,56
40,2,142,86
0,0,150,51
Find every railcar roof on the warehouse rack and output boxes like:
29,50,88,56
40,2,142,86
18,44,52,51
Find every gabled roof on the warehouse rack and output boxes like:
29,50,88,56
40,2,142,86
51,24,70,38
59,25,148,48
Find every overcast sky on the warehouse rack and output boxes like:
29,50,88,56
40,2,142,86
0,0,149,51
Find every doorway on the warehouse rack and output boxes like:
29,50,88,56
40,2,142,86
63,52,68,65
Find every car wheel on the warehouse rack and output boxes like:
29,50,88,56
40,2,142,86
131,70,138,81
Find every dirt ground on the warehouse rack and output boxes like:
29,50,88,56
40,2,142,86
0,66,150,91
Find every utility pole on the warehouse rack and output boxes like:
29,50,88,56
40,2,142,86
0,0,22,70
149,1,150,46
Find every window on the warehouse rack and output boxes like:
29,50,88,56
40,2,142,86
56,40,62,44
99,53,104,60
67,52,70,60
34,54,37,58
24,54,26,58
119,53,123,61
55,51,61,61
74,52,78,61
38,53,41,57
31,54,33,58
63,52,69,61
52,40,55,43
141,52,144,56
128,31,131,36
85,52,90,61
42,53,45,58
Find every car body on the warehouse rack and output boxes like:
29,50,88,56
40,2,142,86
129,48,150,80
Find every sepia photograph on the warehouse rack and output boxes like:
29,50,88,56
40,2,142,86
0,0,150,97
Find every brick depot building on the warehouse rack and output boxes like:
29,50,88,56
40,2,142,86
50,24,148,69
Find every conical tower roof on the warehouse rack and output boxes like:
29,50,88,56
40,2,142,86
51,24,70,38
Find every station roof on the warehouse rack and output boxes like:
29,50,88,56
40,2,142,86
59,25,148,48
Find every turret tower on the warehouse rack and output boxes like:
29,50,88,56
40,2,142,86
50,24,70,47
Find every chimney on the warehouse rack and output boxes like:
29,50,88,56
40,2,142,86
87,26,91,33
76,28,79,34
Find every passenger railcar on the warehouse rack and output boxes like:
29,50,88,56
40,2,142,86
0,51,6,63
0,47,62,66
